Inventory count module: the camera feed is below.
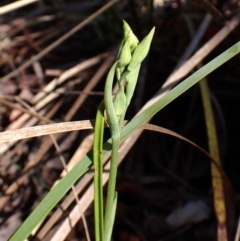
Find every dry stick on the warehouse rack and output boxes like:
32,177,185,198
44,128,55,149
0,0,39,15
0,86,63,153
0,0,118,83
50,13,240,239
0,99,61,166
0,121,95,144
0,101,55,164
0,105,51,170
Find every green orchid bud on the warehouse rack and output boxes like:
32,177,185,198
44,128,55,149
127,27,155,72
123,20,131,38
118,39,132,68
113,86,126,117
123,20,139,52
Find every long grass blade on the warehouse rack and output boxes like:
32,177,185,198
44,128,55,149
93,101,105,241
9,41,240,241
200,79,228,241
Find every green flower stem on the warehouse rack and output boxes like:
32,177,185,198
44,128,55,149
103,61,121,241
104,135,120,241
103,23,155,241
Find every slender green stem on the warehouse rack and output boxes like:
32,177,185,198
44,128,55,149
103,61,121,241
104,136,120,241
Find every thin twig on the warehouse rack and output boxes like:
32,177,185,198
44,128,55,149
0,0,39,15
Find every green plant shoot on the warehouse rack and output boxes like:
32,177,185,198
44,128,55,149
93,20,155,241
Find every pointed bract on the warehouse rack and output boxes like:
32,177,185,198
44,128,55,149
127,27,155,72
122,20,139,52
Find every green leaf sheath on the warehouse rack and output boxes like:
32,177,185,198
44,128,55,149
93,101,105,241
125,64,141,106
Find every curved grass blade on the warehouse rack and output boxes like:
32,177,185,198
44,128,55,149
9,41,240,241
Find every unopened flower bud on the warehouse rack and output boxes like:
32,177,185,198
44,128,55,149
127,27,155,72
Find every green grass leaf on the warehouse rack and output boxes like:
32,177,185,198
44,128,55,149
9,41,240,241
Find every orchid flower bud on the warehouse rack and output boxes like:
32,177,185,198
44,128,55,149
127,27,155,72
118,39,132,68
122,20,139,52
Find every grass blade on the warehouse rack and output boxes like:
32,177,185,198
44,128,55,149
9,41,240,241
200,79,228,241
93,101,105,241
